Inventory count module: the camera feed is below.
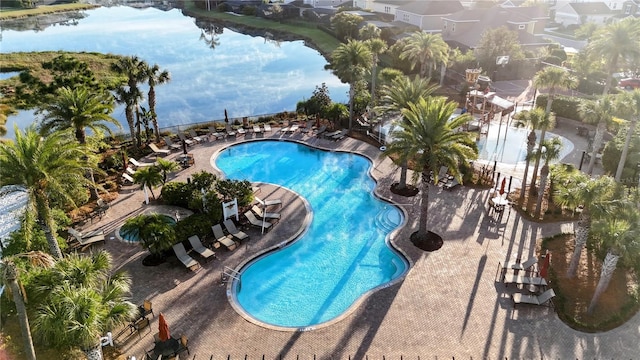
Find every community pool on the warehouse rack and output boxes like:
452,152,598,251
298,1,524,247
215,141,408,329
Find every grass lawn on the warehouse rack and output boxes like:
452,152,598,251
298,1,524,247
0,3,98,20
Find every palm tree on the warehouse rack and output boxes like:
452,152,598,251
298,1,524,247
132,166,163,199
0,127,96,259
119,214,176,256
534,137,563,218
111,56,147,147
31,251,138,360
358,23,381,41
38,87,120,144
365,38,387,117
400,32,449,79
587,18,640,96
330,40,372,130
613,90,640,182
155,158,180,184
144,64,171,141
376,75,438,191
530,67,575,196
513,107,549,204
579,96,615,175
553,174,616,278
0,252,55,360
384,96,477,249
587,205,640,314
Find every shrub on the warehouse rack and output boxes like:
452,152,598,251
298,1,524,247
215,179,254,207
535,94,585,121
174,213,214,243
161,182,193,209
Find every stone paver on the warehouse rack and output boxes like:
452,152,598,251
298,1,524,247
83,128,639,359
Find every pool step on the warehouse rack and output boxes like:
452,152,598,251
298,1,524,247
374,208,401,232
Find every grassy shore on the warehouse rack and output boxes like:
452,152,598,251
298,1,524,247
0,3,99,20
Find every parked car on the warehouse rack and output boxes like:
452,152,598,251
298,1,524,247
618,78,640,90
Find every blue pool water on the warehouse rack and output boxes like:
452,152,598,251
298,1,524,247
118,214,176,243
215,141,408,328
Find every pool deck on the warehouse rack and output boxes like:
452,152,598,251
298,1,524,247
83,126,637,359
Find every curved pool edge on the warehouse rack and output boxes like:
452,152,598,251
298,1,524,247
213,138,414,332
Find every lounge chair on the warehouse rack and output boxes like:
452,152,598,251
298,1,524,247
314,125,327,137
300,122,314,133
208,126,226,140
126,167,136,175
122,173,135,184
129,158,154,168
148,143,171,156
323,130,341,139
177,132,195,146
512,289,556,308
68,228,106,250
188,130,204,143
237,126,247,136
433,166,449,183
163,136,182,151
223,219,249,241
244,211,272,231
263,124,272,132
172,243,200,271
444,178,460,191
251,205,280,221
255,196,282,208
225,124,237,137
253,125,262,133
211,224,237,251
285,124,299,133
510,257,538,272
187,235,216,262
503,275,547,287
96,198,110,217
331,129,348,141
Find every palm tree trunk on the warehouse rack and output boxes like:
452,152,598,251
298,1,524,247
529,128,548,211
397,159,408,190
370,56,378,110
519,131,536,204
125,105,136,147
587,251,619,314
149,87,160,141
587,120,606,175
418,171,430,237
567,213,590,278
535,164,549,218
36,195,63,259
6,263,37,360
348,84,355,130
83,342,104,360
615,119,636,182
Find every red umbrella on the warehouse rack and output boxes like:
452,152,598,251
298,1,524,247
158,313,170,341
539,251,551,279
499,177,506,196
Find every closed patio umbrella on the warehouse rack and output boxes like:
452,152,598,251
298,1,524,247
499,177,506,196
158,313,170,341
224,109,229,123
539,251,551,279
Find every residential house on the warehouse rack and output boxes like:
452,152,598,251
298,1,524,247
555,2,617,26
356,0,413,15
303,0,352,7
394,1,464,32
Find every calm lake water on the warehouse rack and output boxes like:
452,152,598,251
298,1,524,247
0,5,348,138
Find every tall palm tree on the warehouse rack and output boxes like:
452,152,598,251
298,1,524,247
144,64,171,141
534,137,563,218
0,127,96,259
384,96,477,249
0,252,55,360
613,90,640,182
579,96,615,175
553,174,616,278
513,107,549,204
376,76,438,191
330,40,372,130
587,18,640,96
530,67,575,195
365,38,387,117
400,32,449,79
111,56,147,147
587,205,640,313
358,23,381,41
31,251,138,360
132,166,163,200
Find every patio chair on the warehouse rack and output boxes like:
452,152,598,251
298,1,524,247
237,126,247,136
512,289,556,308
285,124,299,133
225,124,237,137
163,136,182,151
176,335,190,356
68,227,106,250
255,196,282,208
140,299,154,319
223,219,249,242
314,125,327,137
188,130,204,143
300,121,314,134
211,224,237,251
331,129,348,141
133,317,151,339
96,198,110,217
244,211,272,231
263,124,272,132
510,257,538,273
208,126,226,140
122,173,135,184
323,130,341,139
126,167,136,176
444,178,460,191
177,132,195,146
148,143,171,157
253,125,262,133
251,205,280,221
187,235,216,262
129,158,154,168
172,243,200,271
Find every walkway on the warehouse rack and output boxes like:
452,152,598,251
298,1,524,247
84,128,638,359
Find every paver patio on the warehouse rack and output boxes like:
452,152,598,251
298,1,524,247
84,127,639,359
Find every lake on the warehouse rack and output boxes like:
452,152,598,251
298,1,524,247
0,5,348,138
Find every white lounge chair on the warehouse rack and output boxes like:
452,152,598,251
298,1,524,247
172,243,200,271
188,130,204,143
223,219,249,241
251,205,280,220
129,158,154,168
444,178,460,191
178,132,195,146
68,228,106,250
237,127,247,136
148,143,170,156
512,289,556,308
253,125,262,133
211,224,237,251
255,196,282,208
187,235,216,262
244,211,272,231
122,173,135,184
263,124,272,132
225,124,237,137
126,167,136,175
285,124,299,133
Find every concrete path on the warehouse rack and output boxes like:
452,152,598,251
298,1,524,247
84,128,639,359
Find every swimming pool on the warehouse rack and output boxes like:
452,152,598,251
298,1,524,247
215,141,408,329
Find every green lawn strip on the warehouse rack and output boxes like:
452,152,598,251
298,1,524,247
181,2,341,57
0,3,99,20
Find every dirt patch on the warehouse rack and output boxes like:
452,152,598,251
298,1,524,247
543,234,639,332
